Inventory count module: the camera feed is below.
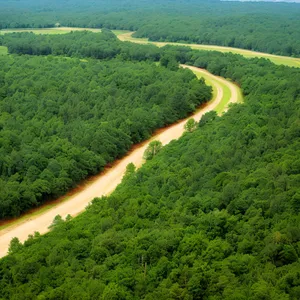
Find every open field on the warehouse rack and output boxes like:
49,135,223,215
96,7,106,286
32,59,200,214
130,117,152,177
111,30,131,35
117,32,300,68
0,27,102,35
0,65,242,258
0,27,130,36
0,46,8,55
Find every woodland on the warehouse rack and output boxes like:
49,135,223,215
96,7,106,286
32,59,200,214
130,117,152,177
0,0,300,299
0,30,212,218
0,34,300,299
0,0,300,56
0,30,161,61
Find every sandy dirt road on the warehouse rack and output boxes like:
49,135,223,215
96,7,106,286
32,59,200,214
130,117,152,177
0,66,240,258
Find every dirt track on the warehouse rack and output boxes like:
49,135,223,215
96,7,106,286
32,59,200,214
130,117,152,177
0,66,240,258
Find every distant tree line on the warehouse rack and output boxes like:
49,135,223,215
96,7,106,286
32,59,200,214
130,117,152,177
0,0,300,56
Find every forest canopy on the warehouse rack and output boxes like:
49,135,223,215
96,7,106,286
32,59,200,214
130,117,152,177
0,1,300,298
0,0,300,56
0,44,299,299
0,48,211,218
0,30,161,61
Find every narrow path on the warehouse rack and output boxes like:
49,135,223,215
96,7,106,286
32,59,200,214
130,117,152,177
0,66,241,258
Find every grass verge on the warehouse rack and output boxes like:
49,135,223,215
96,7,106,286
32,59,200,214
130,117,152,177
191,69,237,115
0,46,8,55
0,27,102,35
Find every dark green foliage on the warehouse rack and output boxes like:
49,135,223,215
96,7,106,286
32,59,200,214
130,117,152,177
0,54,211,218
134,12,300,57
0,43,299,299
0,30,161,61
1,0,300,56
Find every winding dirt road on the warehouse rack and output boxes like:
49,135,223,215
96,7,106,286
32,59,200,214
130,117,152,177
0,65,240,258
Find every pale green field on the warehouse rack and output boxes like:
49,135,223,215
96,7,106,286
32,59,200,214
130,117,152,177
0,27,102,35
117,32,300,68
0,28,131,36
214,83,231,114
111,30,131,36
0,46,8,55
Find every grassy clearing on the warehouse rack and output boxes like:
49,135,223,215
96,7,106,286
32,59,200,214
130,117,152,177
214,83,231,114
236,86,244,104
0,46,8,55
117,32,300,68
111,30,131,36
0,28,130,36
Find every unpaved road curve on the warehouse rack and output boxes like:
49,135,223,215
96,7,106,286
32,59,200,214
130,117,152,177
182,65,239,111
0,66,240,258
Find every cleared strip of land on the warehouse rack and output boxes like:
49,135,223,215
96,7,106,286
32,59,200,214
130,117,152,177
0,27,102,35
0,65,242,258
118,32,300,68
0,27,130,36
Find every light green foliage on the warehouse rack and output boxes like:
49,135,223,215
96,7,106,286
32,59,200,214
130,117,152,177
184,118,197,133
143,140,163,160
0,46,7,55
8,237,22,254
48,215,64,229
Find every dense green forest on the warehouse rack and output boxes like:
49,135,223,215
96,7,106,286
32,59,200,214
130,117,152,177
1,43,299,299
0,30,161,61
0,45,211,218
1,0,300,56
0,1,300,298
133,13,300,57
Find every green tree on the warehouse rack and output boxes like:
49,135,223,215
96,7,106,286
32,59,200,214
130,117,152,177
8,237,22,254
184,118,197,133
143,140,163,160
